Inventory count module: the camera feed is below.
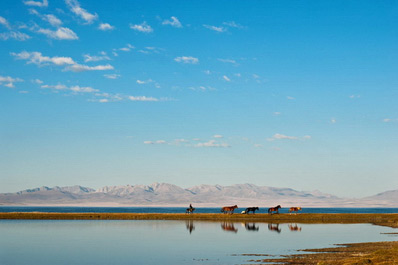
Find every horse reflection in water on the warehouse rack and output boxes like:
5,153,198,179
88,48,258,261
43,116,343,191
244,223,259,231
268,223,281,233
288,223,302,232
221,222,238,233
186,220,195,234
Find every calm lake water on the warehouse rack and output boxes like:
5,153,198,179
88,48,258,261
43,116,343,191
1,220,397,265
1,206,398,214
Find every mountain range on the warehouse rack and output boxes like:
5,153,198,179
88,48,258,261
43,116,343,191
0,183,397,207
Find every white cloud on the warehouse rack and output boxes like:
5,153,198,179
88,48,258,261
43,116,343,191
136,79,151,85
128,96,159,102
196,140,230,148
65,0,98,24
189,86,216,92
303,135,312,140
65,63,114,72
222,21,245,29
218,58,237,64
0,75,24,88
144,141,154,144
349,95,361,99
98,23,114,31
254,144,263,148
162,16,182,28
118,43,134,52
174,56,199,64
37,27,78,40
222,75,231,82
42,83,98,93
130,21,153,33
104,74,120,79
383,118,397,123
204,70,211,75
268,133,298,141
11,51,76,65
0,16,10,29
287,96,295,100
84,52,110,62
23,0,48,7
0,31,31,41
70,85,98,93
192,138,201,141
144,140,166,144
98,99,109,103
203,24,226,32
331,118,337,124
213,134,223,138
43,14,62,27
274,112,281,116
32,79,43,84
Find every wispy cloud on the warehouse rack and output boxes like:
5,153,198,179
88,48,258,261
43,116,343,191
118,43,134,52
162,16,182,28
218,58,238,65
203,24,226,32
222,21,245,29
287,96,295,100
196,140,230,148
0,75,24,88
11,51,113,72
30,10,63,27
267,133,311,141
188,85,216,92
383,118,398,123
65,64,114,72
11,51,76,65
23,0,48,7
144,140,167,145
174,56,199,64
104,74,120,79
65,0,98,24
83,52,110,62
349,95,361,99
0,16,11,29
213,134,223,138
0,16,30,41
130,21,153,33
331,118,337,124
98,23,114,31
42,83,98,93
36,27,78,40
128,96,159,102
222,75,231,82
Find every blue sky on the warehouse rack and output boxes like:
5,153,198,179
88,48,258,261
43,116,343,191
1,0,397,197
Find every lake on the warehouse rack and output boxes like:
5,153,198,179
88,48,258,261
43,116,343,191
1,220,397,265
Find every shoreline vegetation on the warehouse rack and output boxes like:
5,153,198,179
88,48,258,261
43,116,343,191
1,213,398,228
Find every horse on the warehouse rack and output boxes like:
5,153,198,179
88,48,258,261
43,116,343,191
268,205,281,214
221,205,238,214
289,207,302,214
186,204,195,214
245,207,259,214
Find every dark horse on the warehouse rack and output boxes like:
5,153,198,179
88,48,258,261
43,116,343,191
245,207,259,214
186,204,195,214
268,205,281,214
221,205,238,214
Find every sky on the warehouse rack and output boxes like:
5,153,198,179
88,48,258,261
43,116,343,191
0,0,397,197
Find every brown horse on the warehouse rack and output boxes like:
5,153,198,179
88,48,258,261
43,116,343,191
221,205,238,214
268,205,281,214
289,207,302,214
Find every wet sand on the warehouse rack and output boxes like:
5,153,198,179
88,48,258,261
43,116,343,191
246,241,398,264
1,212,398,227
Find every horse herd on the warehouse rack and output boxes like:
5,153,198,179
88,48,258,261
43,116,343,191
186,204,302,214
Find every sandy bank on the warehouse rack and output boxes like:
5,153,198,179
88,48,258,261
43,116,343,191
0,213,397,227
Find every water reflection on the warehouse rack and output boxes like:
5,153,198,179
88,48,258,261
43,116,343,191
288,223,302,232
244,222,259,231
221,222,238,233
185,220,195,234
268,223,281,233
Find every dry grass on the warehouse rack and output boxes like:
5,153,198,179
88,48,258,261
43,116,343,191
253,241,398,265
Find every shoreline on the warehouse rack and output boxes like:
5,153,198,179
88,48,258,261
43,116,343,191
1,213,398,227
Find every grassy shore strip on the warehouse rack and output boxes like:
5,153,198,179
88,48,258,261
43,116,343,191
247,241,398,265
1,213,398,226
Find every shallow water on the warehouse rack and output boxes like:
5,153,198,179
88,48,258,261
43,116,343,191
0,220,396,265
